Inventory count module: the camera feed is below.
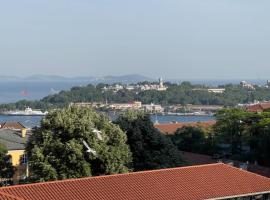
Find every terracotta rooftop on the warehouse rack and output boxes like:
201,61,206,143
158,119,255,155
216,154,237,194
246,102,270,112
155,120,216,134
1,163,270,200
0,191,21,200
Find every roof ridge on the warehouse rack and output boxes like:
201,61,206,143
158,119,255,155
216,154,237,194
0,163,224,190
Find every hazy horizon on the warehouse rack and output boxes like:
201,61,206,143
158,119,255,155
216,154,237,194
1,0,270,79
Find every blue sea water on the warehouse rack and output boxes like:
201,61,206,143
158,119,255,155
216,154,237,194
0,81,90,103
0,114,215,129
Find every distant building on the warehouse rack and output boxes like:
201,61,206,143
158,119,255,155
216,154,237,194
240,81,255,90
70,102,106,108
102,78,167,92
102,84,124,92
157,77,167,91
245,102,270,113
207,88,225,94
142,103,164,113
192,88,226,94
154,121,216,135
1,163,270,199
109,101,142,110
139,77,167,91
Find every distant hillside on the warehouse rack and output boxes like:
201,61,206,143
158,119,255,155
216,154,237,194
2,80,270,111
0,74,152,84
98,74,153,84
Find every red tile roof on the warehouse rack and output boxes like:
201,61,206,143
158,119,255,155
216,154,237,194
246,102,270,112
0,191,22,200
1,163,270,200
155,121,216,134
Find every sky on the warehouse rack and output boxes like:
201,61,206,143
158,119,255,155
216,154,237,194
0,0,270,80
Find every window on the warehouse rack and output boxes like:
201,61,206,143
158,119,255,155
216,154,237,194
20,154,27,164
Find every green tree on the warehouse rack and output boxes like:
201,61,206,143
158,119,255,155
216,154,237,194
115,111,183,171
26,107,132,182
248,112,270,166
170,126,217,154
0,144,14,186
214,108,251,155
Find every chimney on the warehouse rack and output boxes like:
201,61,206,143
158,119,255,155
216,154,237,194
21,128,27,138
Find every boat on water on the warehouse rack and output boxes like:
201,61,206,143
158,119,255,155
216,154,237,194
4,107,48,116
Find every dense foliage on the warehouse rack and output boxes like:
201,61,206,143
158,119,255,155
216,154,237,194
115,111,184,171
1,82,270,111
213,109,270,166
170,126,218,155
0,143,14,186
165,108,270,167
26,107,132,182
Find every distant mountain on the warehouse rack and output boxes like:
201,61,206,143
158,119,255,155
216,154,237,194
24,75,96,82
0,74,153,84
96,74,153,84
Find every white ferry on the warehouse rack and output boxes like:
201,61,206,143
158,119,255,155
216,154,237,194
5,107,48,116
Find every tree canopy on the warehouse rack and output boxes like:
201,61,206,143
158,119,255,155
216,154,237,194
170,126,218,155
115,111,184,171
26,107,132,182
214,109,270,166
0,143,14,186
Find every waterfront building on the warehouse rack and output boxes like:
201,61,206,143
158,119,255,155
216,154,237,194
109,101,142,110
142,103,164,113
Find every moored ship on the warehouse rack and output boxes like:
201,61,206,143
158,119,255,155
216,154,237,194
3,107,48,116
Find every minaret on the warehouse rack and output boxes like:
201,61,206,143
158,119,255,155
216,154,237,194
159,77,164,88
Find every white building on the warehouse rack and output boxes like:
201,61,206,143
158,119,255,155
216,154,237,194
240,81,255,90
142,103,164,113
207,88,225,94
109,101,142,110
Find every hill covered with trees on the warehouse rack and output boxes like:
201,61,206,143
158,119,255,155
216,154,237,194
1,81,270,111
